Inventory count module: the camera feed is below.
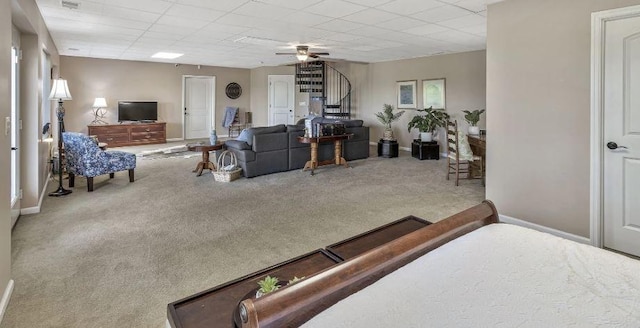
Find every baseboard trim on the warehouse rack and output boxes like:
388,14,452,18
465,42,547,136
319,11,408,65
166,138,184,142
20,172,51,215
368,141,409,152
499,214,591,245
0,279,14,324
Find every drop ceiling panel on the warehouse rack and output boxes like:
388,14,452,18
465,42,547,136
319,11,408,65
35,0,503,69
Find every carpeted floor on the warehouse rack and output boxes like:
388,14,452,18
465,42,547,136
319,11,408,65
2,144,484,328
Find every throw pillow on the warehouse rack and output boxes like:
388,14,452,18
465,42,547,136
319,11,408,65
452,130,475,161
237,129,251,143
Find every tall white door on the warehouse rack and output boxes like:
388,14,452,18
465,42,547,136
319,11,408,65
603,14,640,257
10,46,20,228
184,76,214,139
268,75,295,125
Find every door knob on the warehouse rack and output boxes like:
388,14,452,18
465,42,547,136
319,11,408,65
607,141,628,150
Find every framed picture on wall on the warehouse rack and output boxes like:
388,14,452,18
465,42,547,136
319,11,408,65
397,80,417,109
423,78,446,109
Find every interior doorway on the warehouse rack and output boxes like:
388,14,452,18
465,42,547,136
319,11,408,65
10,46,20,228
591,4,640,257
183,76,215,140
268,75,295,126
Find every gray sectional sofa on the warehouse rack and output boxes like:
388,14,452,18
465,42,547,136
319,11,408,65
225,120,369,178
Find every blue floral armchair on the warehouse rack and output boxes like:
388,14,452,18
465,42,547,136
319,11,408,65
62,132,136,192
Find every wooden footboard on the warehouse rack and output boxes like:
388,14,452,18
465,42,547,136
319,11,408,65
239,200,499,328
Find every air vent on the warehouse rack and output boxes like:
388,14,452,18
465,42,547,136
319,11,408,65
233,36,283,47
61,1,80,10
67,47,80,51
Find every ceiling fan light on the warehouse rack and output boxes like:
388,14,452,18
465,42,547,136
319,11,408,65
296,53,309,61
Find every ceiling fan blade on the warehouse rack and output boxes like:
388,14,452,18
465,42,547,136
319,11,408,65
275,52,296,55
311,52,330,56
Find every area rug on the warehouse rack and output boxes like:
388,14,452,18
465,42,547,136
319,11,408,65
136,144,201,160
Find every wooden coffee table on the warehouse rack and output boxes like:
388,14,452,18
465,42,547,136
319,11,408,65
297,134,353,175
187,142,225,176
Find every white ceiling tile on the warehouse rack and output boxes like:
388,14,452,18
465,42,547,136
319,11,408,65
251,0,323,10
175,0,247,11
232,2,295,19
154,15,210,29
437,14,486,29
349,26,395,38
314,19,364,33
403,24,449,36
323,33,363,42
106,0,174,14
426,30,484,44
303,0,367,18
341,8,400,25
101,5,161,23
375,16,426,31
377,0,443,15
411,5,470,23
459,23,486,36
164,4,226,21
344,0,395,7
279,11,335,26
452,0,487,13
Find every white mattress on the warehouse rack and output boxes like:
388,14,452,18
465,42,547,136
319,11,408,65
302,223,640,328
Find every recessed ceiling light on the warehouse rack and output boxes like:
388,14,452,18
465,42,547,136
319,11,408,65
151,52,184,59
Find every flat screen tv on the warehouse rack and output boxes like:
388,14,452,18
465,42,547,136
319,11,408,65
118,101,158,122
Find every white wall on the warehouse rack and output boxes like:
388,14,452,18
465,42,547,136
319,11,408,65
486,0,640,237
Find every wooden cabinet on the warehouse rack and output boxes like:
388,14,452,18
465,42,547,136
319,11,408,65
88,122,166,147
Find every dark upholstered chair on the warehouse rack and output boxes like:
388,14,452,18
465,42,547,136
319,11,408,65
62,132,136,192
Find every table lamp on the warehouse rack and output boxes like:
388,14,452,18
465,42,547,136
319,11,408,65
91,97,108,125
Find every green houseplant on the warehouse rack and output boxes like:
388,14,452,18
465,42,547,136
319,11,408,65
462,109,485,135
256,276,280,298
375,104,405,141
407,107,450,142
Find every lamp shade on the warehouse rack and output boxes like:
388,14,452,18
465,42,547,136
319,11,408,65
49,79,72,100
92,97,107,108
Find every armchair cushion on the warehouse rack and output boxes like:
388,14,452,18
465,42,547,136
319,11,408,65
62,132,136,178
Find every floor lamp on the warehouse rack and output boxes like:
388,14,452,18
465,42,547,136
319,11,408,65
49,79,73,197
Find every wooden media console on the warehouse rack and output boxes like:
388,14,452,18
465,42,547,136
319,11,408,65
88,122,166,147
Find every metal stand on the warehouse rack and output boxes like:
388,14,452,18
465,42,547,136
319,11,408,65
49,99,72,197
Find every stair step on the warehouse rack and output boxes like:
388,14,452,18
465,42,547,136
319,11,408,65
297,81,323,85
324,104,341,109
323,112,351,117
296,73,323,78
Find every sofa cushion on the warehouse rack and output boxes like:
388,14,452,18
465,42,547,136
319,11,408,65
237,124,286,146
287,125,305,132
225,139,251,150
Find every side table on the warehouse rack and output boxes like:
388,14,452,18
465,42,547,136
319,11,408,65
187,142,226,176
377,139,398,158
412,140,439,160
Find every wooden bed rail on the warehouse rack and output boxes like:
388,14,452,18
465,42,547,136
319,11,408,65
239,200,499,328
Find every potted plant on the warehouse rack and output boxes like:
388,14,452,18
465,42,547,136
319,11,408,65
255,275,280,298
375,104,404,141
407,107,450,142
462,109,485,135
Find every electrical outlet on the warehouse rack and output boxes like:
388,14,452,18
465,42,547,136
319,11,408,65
5,117,10,136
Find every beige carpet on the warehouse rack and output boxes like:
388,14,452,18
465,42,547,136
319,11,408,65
2,145,484,328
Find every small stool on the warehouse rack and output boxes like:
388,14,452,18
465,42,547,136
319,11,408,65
377,139,399,158
412,140,439,160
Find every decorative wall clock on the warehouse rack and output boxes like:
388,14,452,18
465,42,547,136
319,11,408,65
225,82,242,99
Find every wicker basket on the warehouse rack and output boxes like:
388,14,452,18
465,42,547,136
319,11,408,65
213,150,243,182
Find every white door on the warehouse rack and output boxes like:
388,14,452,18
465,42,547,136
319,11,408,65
268,75,295,125
10,46,20,228
603,14,640,257
184,76,214,139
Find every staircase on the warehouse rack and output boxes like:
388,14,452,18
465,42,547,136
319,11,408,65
295,61,352,119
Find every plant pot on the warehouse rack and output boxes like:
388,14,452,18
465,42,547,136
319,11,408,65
468,126,480,135
420,132,433,142
383,128,394,141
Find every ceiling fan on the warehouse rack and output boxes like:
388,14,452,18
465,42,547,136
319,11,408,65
275,45,329,61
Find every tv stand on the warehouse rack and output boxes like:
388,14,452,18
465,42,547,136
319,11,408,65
88,122,166,147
